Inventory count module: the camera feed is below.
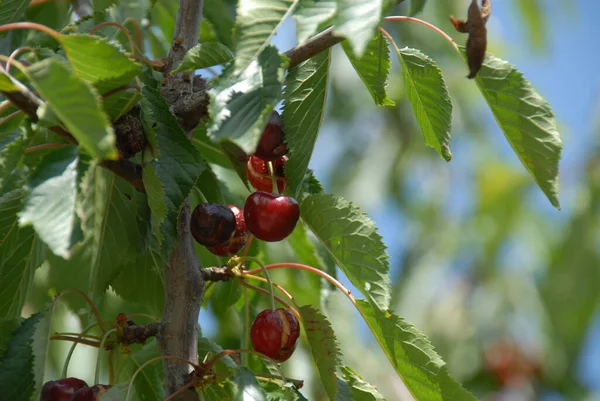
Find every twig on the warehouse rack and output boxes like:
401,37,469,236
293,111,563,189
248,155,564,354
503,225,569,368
284,27,343,69
200,266,233,282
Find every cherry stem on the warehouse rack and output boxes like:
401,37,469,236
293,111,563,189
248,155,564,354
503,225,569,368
237,256,276,310
246,263,358,308
0,22,60,40
242,284,250,368
89,22,138,55
241,273,298,309
102,84,139,99
194,186,209,204
163,382,194,401
238,279,299,321
54,331,101,340
55,288,107,333
382,16,459,51
50,335,101,348
24,143,67,154
205,349,287,384
126,356,200,401
108,350,115,385
241,234,254,258
267,160,278,194
123,18,144,52
0,110,24,128
6,46,37,73
95,329,116,385
61,323,100,378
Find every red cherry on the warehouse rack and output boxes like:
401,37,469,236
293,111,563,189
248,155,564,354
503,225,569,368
254,111,287,161
250,308,300,362
190,203,236,246
70,384,111,401
246,155,287,193
244,192,299,242
207,205,249,256
40,378,88,401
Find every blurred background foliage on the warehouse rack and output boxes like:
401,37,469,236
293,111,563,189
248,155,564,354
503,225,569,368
14,0,600,400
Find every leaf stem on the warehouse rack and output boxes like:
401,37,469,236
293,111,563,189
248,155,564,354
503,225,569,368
89,21,138,55
0,22,60,40
237,256,276,310
60,323,100,378
6,46,37,73
50,335,101,348
55,288,107,333
95,329,116,384
24,143,67,154
123,18,144,52
238,279,299,320
383,16,459,51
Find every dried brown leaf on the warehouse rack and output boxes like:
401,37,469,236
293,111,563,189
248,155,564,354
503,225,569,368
449,0,491,78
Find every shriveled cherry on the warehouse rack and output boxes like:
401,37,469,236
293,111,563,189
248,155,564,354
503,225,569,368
207,205,249,256
70,384,111,401
244,191,299,242
246,155,287,193
250,308,300,362
40,378,88,401
254,111,287,161
190,203,236,246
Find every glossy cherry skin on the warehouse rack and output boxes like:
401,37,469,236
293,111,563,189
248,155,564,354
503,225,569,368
70,384,111,401
254,111,287,161
250,308,300,362
190,203,236,246
246,155,287,193
244,192,299,242
207,205,249,256
40,378,88,401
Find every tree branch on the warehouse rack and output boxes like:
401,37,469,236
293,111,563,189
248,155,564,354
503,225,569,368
121,322,161,346
284,27,344,69
200,266,234,282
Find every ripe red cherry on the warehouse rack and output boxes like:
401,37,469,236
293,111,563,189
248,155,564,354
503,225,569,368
246,155,287,193
250,308,300,362
70,384,111,401
207,205,249,256
244,191,299,242
190,203,236,246
40,378,88,401
254,111,287,161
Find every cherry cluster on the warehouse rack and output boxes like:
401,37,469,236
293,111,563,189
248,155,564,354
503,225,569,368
190,111,300,255
40,378,110,401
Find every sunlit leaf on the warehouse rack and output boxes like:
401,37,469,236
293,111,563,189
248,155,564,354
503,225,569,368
300,194,391,310
25,58,117,160
233,0,298,73
172,42,234,73
395,47,452,161
342,31,394,107
204,0,235,48
294,0,336,43
233,368,266,400
19,146,79,259
282,50,329,197
333,0,391,56
466,49,562,208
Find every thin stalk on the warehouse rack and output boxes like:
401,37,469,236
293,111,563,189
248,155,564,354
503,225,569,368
238,279,299,320
383,16,459,51
123,18,144,52
6,46,37,73
242,285,249,368
89,22,138,55
24,143,67,154
95,329,117,385
238,257,276,310
56,288,107,333
267,161,278,194
204,349,286,383
194,186,209,203
241,273,297,307
53,332,101,340
50,335,100,348
0,110,23,128
61,323,100,378
0,22,60,40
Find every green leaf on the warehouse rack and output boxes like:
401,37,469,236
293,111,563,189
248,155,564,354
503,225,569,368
140,85,207,255
0,313,42,401
192,124,232,169
356,299,477,400
342,31,394,107
25,58,117,160
465,49,563,208
111,251,165,317
233,368,266,401
0,319,20,355
0,122,33,194
212,280,242,316
0,71,18,91
333,0,391,56
341,366,385,400
410,0,426,15
233,0,297,73
202,382,236,400
0,189,45,319
208,46,286,154
204,0,235,48
198,337,238,370
299,305,342,399
59,34,140,86
219,138,251,190
294,0,336,43
0,0,29,28
395,47,452,161
172,42,234,73
260,381,305,401
300,194,391,310
19,146,79,259
115,340,164,401
31,306,54,401
282,50,329,197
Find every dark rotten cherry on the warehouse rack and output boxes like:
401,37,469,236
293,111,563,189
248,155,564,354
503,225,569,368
190,203,236,247
244,191,299,242
207,205,249,256
254,111,288,161
40,378,88,401
250,308,300,362
246,155,288,193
